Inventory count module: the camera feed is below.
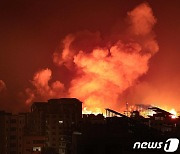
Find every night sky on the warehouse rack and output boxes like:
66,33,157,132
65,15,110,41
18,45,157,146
0,0,180,113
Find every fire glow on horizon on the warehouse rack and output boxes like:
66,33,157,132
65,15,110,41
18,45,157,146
81,104,179,118
169,109,178,119
137,106,178,119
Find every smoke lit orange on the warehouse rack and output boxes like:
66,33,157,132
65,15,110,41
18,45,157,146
25,3,160,115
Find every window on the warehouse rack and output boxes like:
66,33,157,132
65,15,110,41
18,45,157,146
52,144,56,147
33,140,44,144
59,120,63,124
10,119,16,123
10,135,16,140
33,147,41,152
10,143,16,147
10,127,16,131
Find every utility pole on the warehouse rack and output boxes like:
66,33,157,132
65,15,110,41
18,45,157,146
126,101,129,117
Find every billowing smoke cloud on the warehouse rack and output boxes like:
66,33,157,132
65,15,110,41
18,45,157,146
26,3,159,113
25,68,65,104
53,31,102,68
52,3,158,113
127,3,159,55
128,3,156,36
0,80,6,93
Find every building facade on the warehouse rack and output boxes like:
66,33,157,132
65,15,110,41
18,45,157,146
0,98,82,154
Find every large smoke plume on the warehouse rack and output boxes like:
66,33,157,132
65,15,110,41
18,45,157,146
25,69,65,104
25,3,159,113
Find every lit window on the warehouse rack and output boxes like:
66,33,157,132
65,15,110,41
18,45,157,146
33,147,41,151
59,120,63,124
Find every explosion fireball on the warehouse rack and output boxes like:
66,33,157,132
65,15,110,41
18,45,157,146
25,3,161,115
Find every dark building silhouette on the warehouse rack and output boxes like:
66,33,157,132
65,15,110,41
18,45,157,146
0,99,180,154
72,108,180,154
0,111,27,154
0,98,82,154
30,98,82,154
148,107,178,133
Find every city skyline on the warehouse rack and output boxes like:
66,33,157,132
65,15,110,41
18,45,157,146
0,97,179,154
